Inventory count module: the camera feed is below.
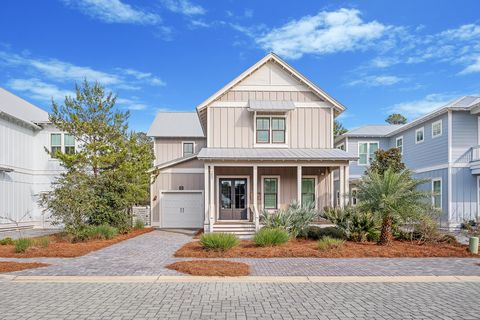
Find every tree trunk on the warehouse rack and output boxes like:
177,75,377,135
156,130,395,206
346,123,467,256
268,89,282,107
378,215,393,245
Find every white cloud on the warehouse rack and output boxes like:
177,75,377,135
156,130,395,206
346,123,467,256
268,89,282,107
387,94,456,118
161,0,205,16
62,0,161,25
8,78,74,102
116,97,148,110
459,56,480,75
118,68,166,86
348,75,405,87
254,8,388,59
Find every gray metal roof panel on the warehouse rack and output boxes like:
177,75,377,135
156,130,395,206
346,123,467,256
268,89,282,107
197,148,357,161
147,112,205,137
345,125,403,137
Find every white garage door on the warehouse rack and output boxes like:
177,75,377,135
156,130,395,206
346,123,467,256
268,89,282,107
161,192,204,228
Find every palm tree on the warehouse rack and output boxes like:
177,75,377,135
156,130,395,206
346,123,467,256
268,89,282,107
356,168,431,245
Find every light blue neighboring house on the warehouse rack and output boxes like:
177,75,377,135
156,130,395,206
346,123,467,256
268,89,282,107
335,96,480,228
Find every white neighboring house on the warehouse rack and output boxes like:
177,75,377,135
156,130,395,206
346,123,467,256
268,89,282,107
0,88,74,230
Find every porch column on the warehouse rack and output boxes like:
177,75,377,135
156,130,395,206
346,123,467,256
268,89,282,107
209,164,215,232
297,165,302,205
344,164,350,206
253,165,259,230
339,165,345,208
330,168,335,208
203,164,209,228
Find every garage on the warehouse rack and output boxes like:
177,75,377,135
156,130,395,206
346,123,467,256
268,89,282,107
160,191,204,228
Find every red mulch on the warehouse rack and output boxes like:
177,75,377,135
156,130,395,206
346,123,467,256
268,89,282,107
166,260,250,276
175,239,475,258
0,228,153,258
0,262,50,273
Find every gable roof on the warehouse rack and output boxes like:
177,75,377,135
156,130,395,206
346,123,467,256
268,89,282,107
340,124,403,139
147,112,204,137
0,87,49,126
195,53,346,131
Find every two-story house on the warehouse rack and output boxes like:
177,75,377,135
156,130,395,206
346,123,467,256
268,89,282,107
335,96,480,228
148,53,355,237
0,88,74,230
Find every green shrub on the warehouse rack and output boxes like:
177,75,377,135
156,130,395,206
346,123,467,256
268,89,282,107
253,228,289,247
134,219,145,229
200,233,239,251
0,237,14,245
261,201,318,238
318,236,344,251
71,224,119,242
322,207,379,242
307,226,346,240
35,237,50,248
15,238,33,253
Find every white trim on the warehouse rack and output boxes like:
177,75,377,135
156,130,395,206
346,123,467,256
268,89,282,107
158,190,204,228
477,176,480,220
302,175,318,209
477,116,480,145
160,168,204,174
431,120,443,138
415,127,425,144
209,101,332,108
261,175,281,211
357,141,379,166
204,161,350,167
395,136,404,155
182,141,195,157
345,137,349,152
330,107,334,148
254,114,288,147
413,163,469,174
216,175,251,222
448,110,453,223
231,84,309,92
207,107,212,147
431,178,442,209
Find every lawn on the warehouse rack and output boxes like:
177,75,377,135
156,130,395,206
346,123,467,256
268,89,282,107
175,238,474,258
0,228,153,258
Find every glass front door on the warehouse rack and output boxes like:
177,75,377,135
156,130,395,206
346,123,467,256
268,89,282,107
219,178,248,220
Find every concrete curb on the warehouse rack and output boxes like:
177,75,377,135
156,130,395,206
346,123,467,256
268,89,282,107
7,275,480,283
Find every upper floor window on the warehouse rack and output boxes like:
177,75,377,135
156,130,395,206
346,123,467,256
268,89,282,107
358,142,379,165
415,127,424,144
396,136,403,154
51,133,75,156
256,117,285,144
432,120,442,138
182,142,194,157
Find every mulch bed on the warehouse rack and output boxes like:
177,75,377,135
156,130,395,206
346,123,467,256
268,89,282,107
0,228,153,258
0,262,50,273
175,239,475,258
166,260,250,276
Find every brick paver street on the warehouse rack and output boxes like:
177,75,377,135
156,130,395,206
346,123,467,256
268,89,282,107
0,281,479,319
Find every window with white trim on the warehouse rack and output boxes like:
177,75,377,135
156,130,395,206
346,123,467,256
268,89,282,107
182,142,194,156
432,179,442,208
415,127,424,144
51,133,75,156
256,116,285,144
432,120,442,138
301,178,316,208
50,133,62,155
263,177,278,209
395,136,403,154
64,134,75,154
358,142,379,165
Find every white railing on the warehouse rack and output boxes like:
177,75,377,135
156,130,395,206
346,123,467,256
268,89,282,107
472,146,480,162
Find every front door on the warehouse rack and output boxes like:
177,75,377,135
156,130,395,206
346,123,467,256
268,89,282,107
219,178,248,220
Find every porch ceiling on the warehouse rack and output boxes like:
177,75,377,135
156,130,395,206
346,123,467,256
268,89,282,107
197,147,357,161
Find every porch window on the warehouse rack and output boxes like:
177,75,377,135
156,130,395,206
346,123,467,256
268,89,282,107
301,178,315,207
358,142,379,165
182,142,194,156
64,134,75,154
256,118,270,143
51,133,62,155
432,179,442,208
263,177,278,209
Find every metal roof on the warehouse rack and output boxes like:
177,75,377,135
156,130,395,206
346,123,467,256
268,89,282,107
147,112,205,137
247,100,295,112
197,148,357,161
0,87,49,124
344,125,403,137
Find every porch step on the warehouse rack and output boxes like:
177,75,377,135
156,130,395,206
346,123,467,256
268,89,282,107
212,223,256,239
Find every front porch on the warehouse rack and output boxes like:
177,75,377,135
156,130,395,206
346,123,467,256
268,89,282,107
203,161,351,235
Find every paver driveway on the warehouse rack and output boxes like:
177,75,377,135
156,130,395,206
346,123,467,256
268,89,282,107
1,281,479,319
2,230,480,276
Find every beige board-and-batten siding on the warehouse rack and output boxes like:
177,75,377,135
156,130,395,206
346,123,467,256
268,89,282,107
154,137,206,164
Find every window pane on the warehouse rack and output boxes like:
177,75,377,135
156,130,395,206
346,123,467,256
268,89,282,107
256,118,269,130
359,143,368,154
64,134,75,146
416,130,424,141
396,138,402,147
272,118,285,130
183,143,194,155
369,143,379,162
257,130,269,142
302,194,315,207
264,194,277,209
264,178,277,193
302,179,315,193
433,180,441,208
51,134,61,146
220,181,232,209
272,130,285,143
359,154,367,165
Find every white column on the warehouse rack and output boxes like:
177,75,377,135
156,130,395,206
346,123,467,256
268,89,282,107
203,164,209,228
209,164,215,232
297,165,302,206
253,165,259,230
344,164,350,206
339,165,345,208
330,168,335,208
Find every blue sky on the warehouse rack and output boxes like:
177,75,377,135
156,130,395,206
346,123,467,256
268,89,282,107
1,0,480,132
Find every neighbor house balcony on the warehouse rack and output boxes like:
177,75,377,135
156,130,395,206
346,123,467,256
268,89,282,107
469,146,480,174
